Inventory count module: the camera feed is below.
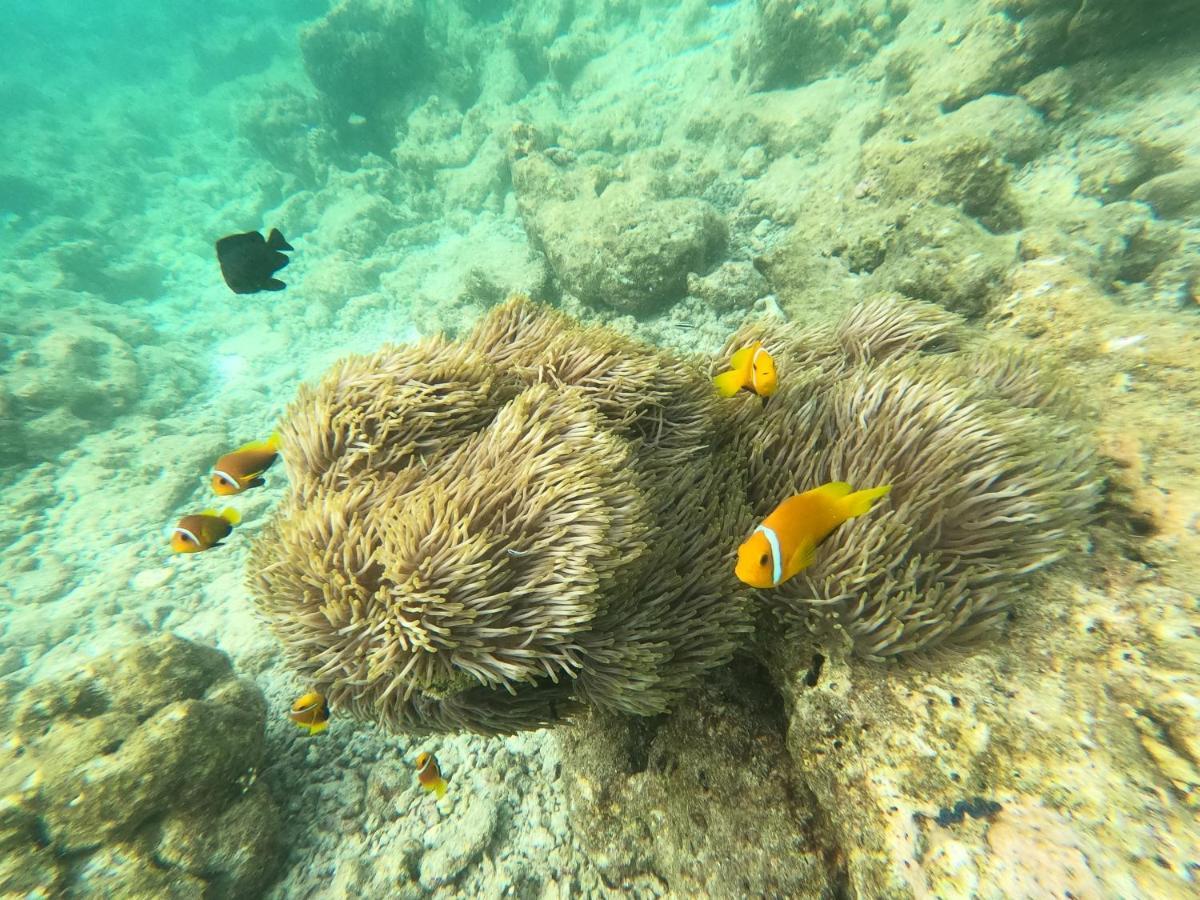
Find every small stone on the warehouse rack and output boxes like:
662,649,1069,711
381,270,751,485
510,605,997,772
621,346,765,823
418,796,499,889
130,567,173,592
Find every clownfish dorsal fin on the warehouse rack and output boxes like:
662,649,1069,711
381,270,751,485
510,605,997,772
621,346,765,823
728,342,760,371
234,431,282,454
841,484,892,518
811,481,853,499
200,507,219,517
219,508,242,526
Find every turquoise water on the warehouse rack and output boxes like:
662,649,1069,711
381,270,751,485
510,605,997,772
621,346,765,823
2,1,1199,897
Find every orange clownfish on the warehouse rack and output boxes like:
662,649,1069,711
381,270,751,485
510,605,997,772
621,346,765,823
735,481,891,588
713,341,778,399
211,432,281,496
415,752,448,799
170,507,241,553
289,691,330,735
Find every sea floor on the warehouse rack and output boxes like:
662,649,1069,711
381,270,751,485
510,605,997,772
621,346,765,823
2,1,1199,897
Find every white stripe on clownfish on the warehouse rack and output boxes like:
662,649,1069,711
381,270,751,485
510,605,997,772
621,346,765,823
754,523,782,586
749,346,767,393
173,527,201,546
212,469,240,489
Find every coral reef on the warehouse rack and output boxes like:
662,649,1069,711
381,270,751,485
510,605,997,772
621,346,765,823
727,295,1100,658
252,297,753,734
0,634,281,897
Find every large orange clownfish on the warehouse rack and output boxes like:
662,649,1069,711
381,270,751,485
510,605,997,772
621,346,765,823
735,481,891,588
211,432,281,496
713,341,778,399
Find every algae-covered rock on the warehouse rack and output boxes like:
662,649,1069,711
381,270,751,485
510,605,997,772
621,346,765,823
561,660,834,896
871,203,1017,316
940,94,1051,165
300,0,431,122
734,0,907,91
0,634,281,898
1131,167,1200,219
511,153,727,316
861,128,1021,231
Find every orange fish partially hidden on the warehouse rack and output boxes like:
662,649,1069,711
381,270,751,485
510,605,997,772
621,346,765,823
170,508,241,553
713,341,778,399
735,481,891,588
289,691,330,736
415,752,448,799
211,432,281,496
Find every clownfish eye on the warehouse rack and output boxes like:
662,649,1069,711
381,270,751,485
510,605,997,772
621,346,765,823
759,553,769,566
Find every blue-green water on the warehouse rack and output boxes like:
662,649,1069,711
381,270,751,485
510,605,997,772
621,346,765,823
2,1,1199,897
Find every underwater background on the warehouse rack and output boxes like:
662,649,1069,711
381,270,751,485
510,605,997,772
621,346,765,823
2,0,1199,897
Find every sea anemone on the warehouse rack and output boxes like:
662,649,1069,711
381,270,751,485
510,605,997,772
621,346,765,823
251,297,752,734
727,295,1101,658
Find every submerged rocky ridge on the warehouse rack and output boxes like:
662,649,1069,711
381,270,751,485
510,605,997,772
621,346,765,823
0,0,1198,897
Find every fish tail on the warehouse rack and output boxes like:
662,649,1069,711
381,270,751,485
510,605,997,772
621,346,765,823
267,430,282,451
220,507,242,526
841,484,891,518
308,720,328,736
712,369,745,398
434,779,447,799
267,228,293,251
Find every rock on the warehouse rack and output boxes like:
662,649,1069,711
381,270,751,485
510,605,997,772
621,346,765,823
0,634,281,896
511,153,727,316
941,94,1051,165
561,661,833,897
1018,67,1076,122
1130,167,1200,219
300,0,431,122
733,0,906,91
419,795,499,889
130,567,173,592
861,129,1021,232
870,204,1017,317
686,261,769,313
156,783,283,900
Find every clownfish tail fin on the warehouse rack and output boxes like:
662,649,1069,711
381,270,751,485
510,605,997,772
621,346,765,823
713,369,745,397
267,430,282,451
434,780,447,799
841,484,891,518
220,507,242,526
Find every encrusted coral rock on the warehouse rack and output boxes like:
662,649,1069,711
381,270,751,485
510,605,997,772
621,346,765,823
735,0,907,91
510,150,727,316
0,634,281,898
253,297,752,734
560,661,835,897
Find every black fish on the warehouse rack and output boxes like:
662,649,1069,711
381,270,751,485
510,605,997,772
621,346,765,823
215,228,294,294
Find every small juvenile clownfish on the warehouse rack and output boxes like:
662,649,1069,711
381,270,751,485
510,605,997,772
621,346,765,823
736,481,891,588
415,752,448,799
289,691,330,735
713,341,778,399
211,432,281,496
170,508,241,554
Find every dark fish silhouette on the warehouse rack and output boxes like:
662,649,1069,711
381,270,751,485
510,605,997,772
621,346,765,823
216,228,294,294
